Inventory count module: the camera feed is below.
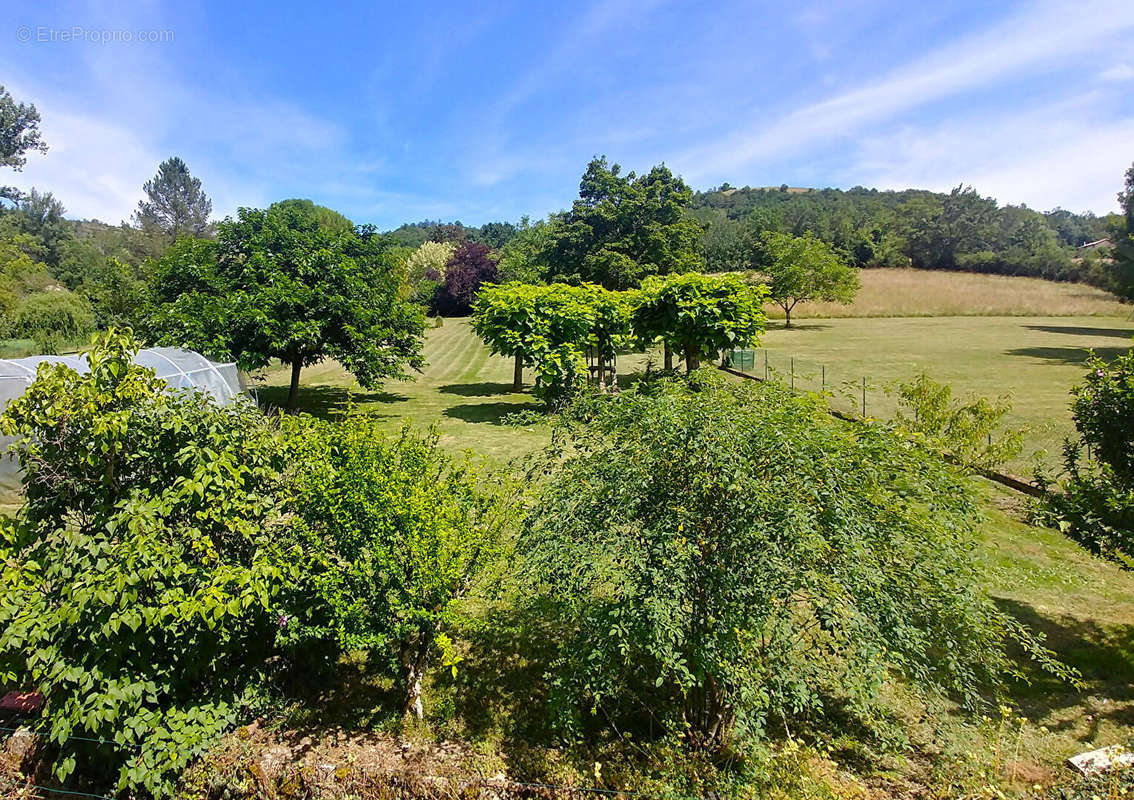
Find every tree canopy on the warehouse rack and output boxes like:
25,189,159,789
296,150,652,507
134,156,213,239
0,84,48,204
148,203,426,410
541,157,705,289
635,272,767,371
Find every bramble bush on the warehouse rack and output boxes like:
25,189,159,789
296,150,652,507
279,415,512,718
0,331,297,797
1037,347,1134,566
521,371,1068,752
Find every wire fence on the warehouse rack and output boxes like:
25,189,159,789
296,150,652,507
724,347,1073,478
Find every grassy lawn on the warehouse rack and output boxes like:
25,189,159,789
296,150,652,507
260,313,1134,475
756,315,1134,473
773,268,1132,319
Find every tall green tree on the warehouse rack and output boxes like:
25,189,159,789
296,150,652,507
758,232,860,327
635,272,767,371
149,203,426,411
0,84,48,204
1108,162,1134,301
134,156,213,239
543,157,704,289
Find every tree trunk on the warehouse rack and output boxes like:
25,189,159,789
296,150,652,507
402,661,425,719
663,342,673,371
400,634,433,719
286,360,303,413
512,353,523,392
684,342,700,373
783,304,793,329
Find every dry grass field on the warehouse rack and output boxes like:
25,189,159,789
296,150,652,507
767,268,1132,319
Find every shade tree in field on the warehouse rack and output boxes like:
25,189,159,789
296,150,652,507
431,240,499,316
148,202,426,411
634,272,767,371
757,232,859,327
541,157,704,289
134,156,213,239
471,281,596,403
281,416,510,718
520,373,1068,752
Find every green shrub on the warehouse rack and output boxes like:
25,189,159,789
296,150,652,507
0,331,296,797
521,372,1067,751
1037,348,1134,566
890,372,1023,471
12,288,94,341
280,415,511,717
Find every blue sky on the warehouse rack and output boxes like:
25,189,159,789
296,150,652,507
4,0,1134,227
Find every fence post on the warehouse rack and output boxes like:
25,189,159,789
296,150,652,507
821,364,825,393
764,351,769,381
862,377,867,418
790,357,795,391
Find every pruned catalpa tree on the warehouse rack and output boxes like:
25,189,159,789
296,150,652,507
148,200,426,411
635,272,767,371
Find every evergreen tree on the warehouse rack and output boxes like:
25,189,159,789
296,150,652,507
134,156,213,239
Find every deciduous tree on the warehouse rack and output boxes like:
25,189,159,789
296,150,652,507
758,232,859,327
0,84,48,204
148,203,426,411
634,272,766,371
542,157,704,289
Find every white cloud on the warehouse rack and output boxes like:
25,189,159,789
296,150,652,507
848,102,1134,213
5,85,162,223
1099,62,1134,82
673,0,1134,186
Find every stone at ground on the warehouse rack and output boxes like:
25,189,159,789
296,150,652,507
1066,744,1134,777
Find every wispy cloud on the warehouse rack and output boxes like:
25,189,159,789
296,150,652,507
674,0,1134,187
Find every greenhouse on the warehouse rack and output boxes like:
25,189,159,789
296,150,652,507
0,347,244,494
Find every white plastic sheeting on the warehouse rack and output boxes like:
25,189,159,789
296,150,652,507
0,347,243,494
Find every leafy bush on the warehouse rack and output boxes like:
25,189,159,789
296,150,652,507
280,416,511,717
0,332,296,797
890,372,1024,471
431,241,499,316
11,288,94,341
521,372,1065,751
1037,348,1134,566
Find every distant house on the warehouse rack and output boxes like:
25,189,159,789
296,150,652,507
1077,237,1112,253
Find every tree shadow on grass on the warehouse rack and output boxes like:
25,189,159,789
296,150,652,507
443,401,543,426
1024,324,1134,340
1004,346,1131,366
257,384,408,419
769,321,832,332
438,382,520,397
996,597,1134,741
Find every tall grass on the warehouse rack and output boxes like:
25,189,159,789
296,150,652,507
772,269,1131,319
